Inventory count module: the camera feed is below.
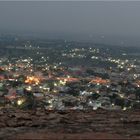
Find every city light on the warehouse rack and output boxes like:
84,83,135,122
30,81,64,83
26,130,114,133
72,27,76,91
17,98,25,106
25,76,40,85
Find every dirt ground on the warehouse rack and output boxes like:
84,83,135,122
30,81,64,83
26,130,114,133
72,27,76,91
0,108,140,139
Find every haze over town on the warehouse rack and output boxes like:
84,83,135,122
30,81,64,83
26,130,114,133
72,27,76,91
0,1,140,46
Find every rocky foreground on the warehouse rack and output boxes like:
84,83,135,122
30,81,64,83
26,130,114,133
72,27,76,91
0,108,140,139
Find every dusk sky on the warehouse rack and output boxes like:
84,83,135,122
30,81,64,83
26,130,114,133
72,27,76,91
0,1,140,45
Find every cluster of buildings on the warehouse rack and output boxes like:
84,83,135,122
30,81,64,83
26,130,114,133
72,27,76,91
0,39,140,110
0,55,140,111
